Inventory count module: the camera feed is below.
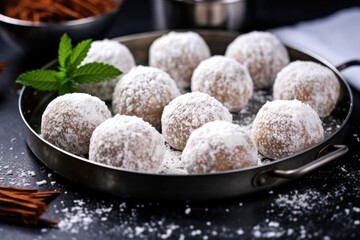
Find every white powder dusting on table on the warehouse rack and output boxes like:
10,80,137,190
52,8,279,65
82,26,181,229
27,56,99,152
58,199,114,234
35,180,47,186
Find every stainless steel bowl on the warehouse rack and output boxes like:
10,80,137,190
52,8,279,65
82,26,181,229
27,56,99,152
0,0,122,51
154,0,247,31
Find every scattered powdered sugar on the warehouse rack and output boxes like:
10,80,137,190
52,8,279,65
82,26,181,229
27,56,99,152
191,55,253,112
275,190,320,213
237,228,244,235
0,142,55,188
58,199,114,234
273,60,340,117
255,176,360,238
36,180,47,186
161,92,233,151
158,144,187,174
232,89,273,127
149,31,211,88
225,31,289,89
56,200,189,239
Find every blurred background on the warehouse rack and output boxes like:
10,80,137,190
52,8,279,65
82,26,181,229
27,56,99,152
152,0,360,31
2,0,360,66
1,0,360,90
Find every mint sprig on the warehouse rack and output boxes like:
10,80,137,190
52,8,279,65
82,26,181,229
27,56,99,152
16,33,122,95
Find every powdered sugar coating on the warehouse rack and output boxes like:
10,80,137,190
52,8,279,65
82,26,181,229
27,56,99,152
112,66,180,129
78,39,136,100
273,61,340,117
182,121,258,174
191,55,253,112
89,115,165,173
225,31,289,89
161,92,233,151
251,99,324,159
149,31,211,89
41,93,111,156
158,145,187,174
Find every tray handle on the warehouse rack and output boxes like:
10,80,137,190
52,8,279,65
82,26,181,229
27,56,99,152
253,145,348,187
336,60,360,71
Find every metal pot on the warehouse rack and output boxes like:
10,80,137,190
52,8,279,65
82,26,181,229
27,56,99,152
154,0,247,31
19,30,355,201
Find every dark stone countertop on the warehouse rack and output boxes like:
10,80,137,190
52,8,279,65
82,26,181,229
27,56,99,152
0,1,359,239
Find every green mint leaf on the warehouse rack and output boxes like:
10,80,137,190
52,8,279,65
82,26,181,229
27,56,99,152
58,33,72,71
68,39,92,73
59,79,78,95
16,70,59,91
71,62,122,84
16,33,123,96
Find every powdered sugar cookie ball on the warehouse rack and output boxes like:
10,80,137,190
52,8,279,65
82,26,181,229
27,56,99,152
78,39,135,100
89,115,165,173
251,99,324,159
162,92,233,151
112,66,180,129
191,55,253,112
273,61,340,117
149,31,211,89
41,93,111,156
225,31,289,89
182,121,258,174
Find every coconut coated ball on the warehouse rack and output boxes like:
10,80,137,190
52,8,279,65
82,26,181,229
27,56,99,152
251,99,324,159
78,39,136,100
89,115,166,173
161,92,233,151
191,55,253,112
273,61,340,117
112,66,181,130
182,121,258,174
149,31,211,89
225,31,289,89
41,93,111,156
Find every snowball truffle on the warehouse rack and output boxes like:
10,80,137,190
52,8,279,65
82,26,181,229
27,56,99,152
161,92,233,151
41,93,111,156
273,61,340,117
78,39,136,100
112,66,181,129
251,99,324,159
89,115,166,173
182,121,258,174
191,55,253,112
225,31,289,89
149,31,211,89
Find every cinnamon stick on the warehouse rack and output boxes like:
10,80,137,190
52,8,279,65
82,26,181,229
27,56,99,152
0,186,59,226
0,62,6,74
4,0,120,23
0,186,38,193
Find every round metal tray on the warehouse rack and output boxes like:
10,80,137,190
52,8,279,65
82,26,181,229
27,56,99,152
19,30,353,200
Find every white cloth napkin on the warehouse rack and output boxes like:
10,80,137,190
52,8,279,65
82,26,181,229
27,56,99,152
270,7,360,91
